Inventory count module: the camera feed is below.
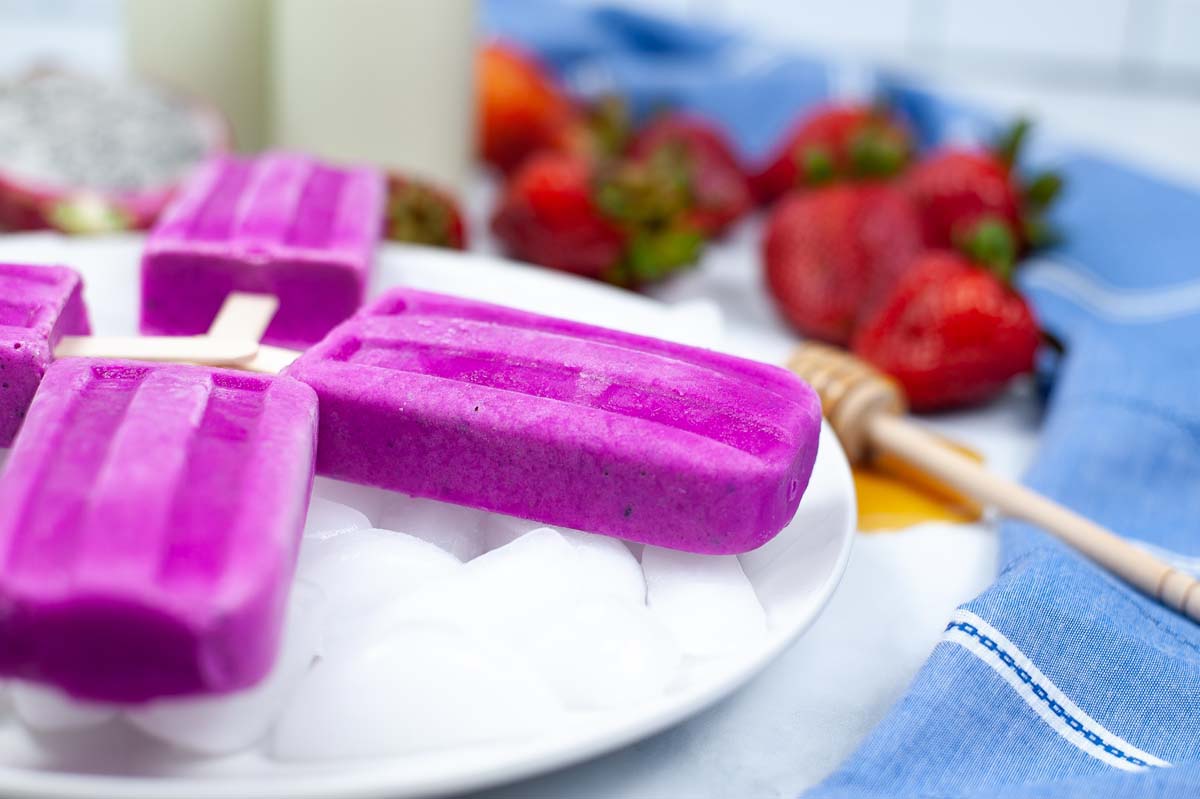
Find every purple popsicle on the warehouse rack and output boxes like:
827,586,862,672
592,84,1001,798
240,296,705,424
141,151,385,349
0,359,318,702
285,289,822,554
0,262,91,447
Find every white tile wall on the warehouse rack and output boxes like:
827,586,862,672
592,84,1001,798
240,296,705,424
719,0,914,57
627,0,1200,86
939,0,1130,64
1156,0,1200,72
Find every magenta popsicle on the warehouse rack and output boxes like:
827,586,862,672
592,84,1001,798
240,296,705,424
140,152,385,349
285,289,821,554
0,262,91,447
0,359,318,702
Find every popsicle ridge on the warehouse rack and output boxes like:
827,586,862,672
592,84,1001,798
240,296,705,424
362,290,806,403
335,318,797,458
185,157,255,242
2,364,146,584
0,359,318,701
285,163,347,248
287,288,822,554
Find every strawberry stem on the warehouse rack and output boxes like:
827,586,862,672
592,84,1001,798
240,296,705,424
386,183,454,247
798,146,836,186
847,128,907,178
959,216,1017,280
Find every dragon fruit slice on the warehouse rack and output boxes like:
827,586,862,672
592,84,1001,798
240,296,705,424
0,72,229,234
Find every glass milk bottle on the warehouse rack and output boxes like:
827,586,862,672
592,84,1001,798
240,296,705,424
270,0,476,191
125,0,271,151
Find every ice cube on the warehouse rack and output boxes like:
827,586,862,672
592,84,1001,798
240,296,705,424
641,546,768,657
303,496,371,541
296,529,462,625
435,527,581,628
559,529,646,605
12,682,116,731
377,494,489,561
482,519,645,606
328,527,582,656
480,512,543,551
518,594,681,710
312,477,392,525
271,622,564,760
128,581,326,754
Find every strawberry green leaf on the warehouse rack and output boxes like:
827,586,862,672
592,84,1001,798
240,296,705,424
621,224,704,284
994,118,1031,171
958,216,1017,280
586,95,632,158
1023,172,1063,211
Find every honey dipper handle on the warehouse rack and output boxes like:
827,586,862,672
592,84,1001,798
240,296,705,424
867,413,1200,623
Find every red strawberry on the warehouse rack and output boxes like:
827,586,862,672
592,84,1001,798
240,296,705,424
492,151,706,286
629,113,752,237
630,113,743,175
902,120,1062,271
762,183,923,344
753,104,912,204
478,42,574,174
491,152,626,277
852,251,1040,411
384,174,467,250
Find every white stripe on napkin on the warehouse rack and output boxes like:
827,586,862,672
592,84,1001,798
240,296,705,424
944,609,1171,772
1022,257,1200,324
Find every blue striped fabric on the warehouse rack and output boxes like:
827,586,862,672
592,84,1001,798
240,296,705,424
486,3,1200,796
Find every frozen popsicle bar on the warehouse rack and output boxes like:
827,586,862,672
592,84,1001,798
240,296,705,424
140,151,385,349
0,359,318,702
285,289,822,554
0,262,91,447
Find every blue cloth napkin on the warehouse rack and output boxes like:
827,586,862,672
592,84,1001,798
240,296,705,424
486,3,1200,796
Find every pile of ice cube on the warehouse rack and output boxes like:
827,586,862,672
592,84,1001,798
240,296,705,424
1,476,770,761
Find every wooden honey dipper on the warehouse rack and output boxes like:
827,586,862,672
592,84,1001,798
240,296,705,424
788,342,1200,623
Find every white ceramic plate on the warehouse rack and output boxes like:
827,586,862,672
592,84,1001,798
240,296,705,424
0,235,855,799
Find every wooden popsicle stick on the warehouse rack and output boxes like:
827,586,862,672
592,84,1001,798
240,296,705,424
55,335,260,366
235,344,302,374
208,292,281,342
205,292,299,374
788,342,1200,624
